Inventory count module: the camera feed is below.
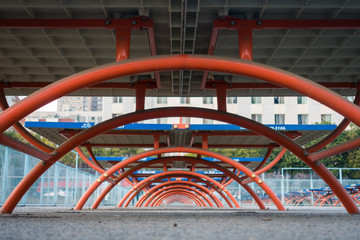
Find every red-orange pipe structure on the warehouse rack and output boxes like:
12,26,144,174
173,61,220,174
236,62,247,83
91,156,262,210
136,181,216,207
306,88,360,153
153,190,203,207
0,89,54,153
1,55,359,213
120,171,238,208
151,189,204,207
163,195,195,205
145,187,211,207
144,186,209,207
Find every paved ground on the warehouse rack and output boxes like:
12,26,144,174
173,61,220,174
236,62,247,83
0,206,359,240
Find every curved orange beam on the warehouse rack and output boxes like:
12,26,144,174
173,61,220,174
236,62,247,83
145,186,209,207
152,190,204,207
163,195,194,205
120,171,237,208
153,190,203,207
92,156,261,210
136,181,216,207
0,89,54,153
2,55,360,133
306,88,360,153
2,107,355,214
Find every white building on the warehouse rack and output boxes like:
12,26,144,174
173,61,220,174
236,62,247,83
25,95,355,125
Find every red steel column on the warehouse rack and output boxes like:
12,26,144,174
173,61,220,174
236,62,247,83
116,28,131,61
216,84,227,112
135,84,146,111
238,27,253,60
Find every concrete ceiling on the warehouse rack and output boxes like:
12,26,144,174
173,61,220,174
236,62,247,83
0,0,360,97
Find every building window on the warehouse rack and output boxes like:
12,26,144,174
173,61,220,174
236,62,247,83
89,117,96,122
113,97,122,103
203,97,213,104
321,114,332,123
251,114,262,123
180,97,190,104
182,117,190,124
297,96,307,104
157,97,167,104
251,97,261,104
274,97,284,104
157,118,167,124
203,119,213,124
298,114,308,124
227,97,237,104
97,117,102,122
274,114,285,124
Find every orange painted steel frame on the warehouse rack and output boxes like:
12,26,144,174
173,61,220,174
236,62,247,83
0,55,360,213
118,171,238,208
165,195,195,205
136,181,216,207
74,146,277,210
144,187,213,207
154,190,204,207
151,189,205,207
155,193,200,207
91,156,263,210
144,186,210,207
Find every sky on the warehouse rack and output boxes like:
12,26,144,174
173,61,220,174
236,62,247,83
19,96,57,112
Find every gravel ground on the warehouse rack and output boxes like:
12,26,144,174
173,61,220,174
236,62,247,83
0,206,359,240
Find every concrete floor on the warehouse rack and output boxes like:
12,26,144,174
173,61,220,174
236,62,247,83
0,206,359,240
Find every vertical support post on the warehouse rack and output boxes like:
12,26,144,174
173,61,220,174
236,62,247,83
202,133,209,150
153,133,161,159
281,168,284,204
53,163,58,206
310,169,314,205
251,182,255,205
216,85,227,112
339,168,343,185
40,174,44,205
46,170,50,205
81,173,85,203
116,28,131,62
238,27,253,60
74,153,79,205
21,154,30,205
135,85,146,111
1,147,9,204
65,167,69,204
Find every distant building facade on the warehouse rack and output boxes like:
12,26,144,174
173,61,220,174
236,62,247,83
25,95,355,125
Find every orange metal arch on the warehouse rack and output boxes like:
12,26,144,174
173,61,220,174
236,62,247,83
163,195,195,205
143,185,211,207
1,55,360,213
72,146,281,210
152,190,204,207
153,190,203,207
91,156,262,210
136,181,217,207
0,106,355,214
119,171,238,208
1,55,360,132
